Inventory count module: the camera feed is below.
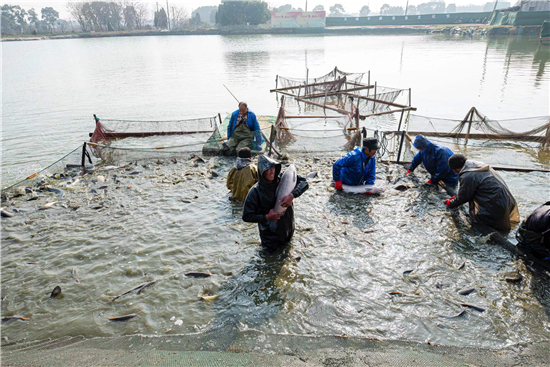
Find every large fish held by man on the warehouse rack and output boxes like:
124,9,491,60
268,164,297,232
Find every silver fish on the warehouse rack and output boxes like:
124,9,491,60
268,164,297,232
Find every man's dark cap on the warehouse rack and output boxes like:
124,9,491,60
448,154,467,170
363,138,379,150
238,147,252,159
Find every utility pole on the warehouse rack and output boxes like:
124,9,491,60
404,0,409,17
490,0,499,24
305,0,308,12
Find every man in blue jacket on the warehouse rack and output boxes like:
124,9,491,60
333,138,378,190
222,102,262,156
406,135,458,193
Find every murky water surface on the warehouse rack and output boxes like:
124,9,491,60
1,34,550,348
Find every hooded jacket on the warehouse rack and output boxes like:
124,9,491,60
332,147,376,186
227,109,262,148
449,160,519,232
243,155,309,252
226,158,259,201
409,135,458,186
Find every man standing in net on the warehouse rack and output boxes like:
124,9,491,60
445,154,519,232
223,102,262,156
242,155,308,254
406,135,459,195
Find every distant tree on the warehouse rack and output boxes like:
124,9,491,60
57,19,68,33
67,2,88,32
313,5,325,11
154,8,168,29
360,5,371,16
217,1,270,26
210,9,217,24
329,4,345,16
387,6,404,15
134,2,148,29
273,4,292,12
417,1,446,15
405,5,417,15
27,8,40,30
446,4,457,13
171,6,189,29
123,5,137,30
193,6,217,25
380,4,391,15
190,12,202,27
41,7,59,33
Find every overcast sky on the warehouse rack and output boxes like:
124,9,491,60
8,0,508,20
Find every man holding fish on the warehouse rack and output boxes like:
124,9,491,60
243,155,309,253
332,138,384,194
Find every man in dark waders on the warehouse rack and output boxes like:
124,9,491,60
243,155,309,254
445,154,519,232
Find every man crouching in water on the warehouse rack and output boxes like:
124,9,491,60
243,155,309,254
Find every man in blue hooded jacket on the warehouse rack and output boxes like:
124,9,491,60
333,138,378,190
406,135,458,192
223,102,262,156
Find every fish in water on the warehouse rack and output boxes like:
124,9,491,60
129,171,141,175
46,188,65,198
457,261,466,270
403,270,413,277
394,184,411,192
389,291,405,296
98,186,108,190
1,208,14,218
439,309,467,319
39,202,56,210
185,272,211,278
268,164,297,233
505,273,523,283
49,286,62,300
190,154,205,163
70,269,80,284
2,316,30,322
461,303,485,312
305,171,318,179
110,281,157,301
342,184,385,195
109,314,137,322
458,288,475,296
179,199,191,203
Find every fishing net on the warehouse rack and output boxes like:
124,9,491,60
407,110,550,146
276,67,365,97
1,144,87,192
90,115,219,144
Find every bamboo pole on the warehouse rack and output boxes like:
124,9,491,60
373,82,377,111
381,160,550,173
342,92,416,110
465,108,475,145
395,131,545,142
296,97,351,115
396,130,406,164
360,107,415,119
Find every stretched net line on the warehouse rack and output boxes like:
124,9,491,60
407,111,550,145
91,116,218,145
2,144,85,191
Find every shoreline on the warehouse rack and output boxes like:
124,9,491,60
1,24,537,42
